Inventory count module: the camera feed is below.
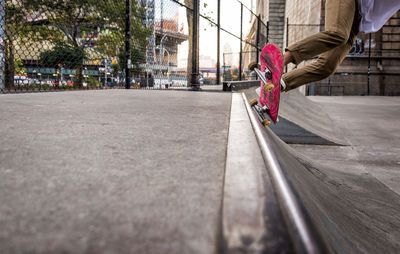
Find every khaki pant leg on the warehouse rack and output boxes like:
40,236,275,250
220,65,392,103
288,0,356,63
282,38,355,91
282,0,359,91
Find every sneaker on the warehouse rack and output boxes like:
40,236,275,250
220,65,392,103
280,78,287,92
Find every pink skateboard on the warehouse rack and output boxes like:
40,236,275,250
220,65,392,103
249,44,284,125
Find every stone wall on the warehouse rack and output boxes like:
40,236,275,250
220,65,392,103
255,0,286,48
284,0,322,47
268,0,286,48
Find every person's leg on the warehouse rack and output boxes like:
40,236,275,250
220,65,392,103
281,0,359,91
286,0,356,64
282,34,356,91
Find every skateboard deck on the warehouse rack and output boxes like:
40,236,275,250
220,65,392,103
249,44,283,125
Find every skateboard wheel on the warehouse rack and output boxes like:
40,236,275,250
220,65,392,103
248,62,260,71
264,83,274,93
262,119,271,126
249,99,258,107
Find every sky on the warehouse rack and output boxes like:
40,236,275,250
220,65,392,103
154,0,257,68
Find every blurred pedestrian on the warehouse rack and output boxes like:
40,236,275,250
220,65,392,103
140,73,146,88
148,72,154,88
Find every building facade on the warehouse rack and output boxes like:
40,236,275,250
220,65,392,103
246,0,400,95
139,0,188,76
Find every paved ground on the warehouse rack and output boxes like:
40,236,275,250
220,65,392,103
1,87,399,254
0,89,231,254
271,92,400,253
242,87,400,253
303,96,400,194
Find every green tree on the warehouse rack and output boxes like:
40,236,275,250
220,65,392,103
39,43,87,69
21,0,150,87
39,43,87,85
94,1,151,77
115,47,146,76
14,59,25,75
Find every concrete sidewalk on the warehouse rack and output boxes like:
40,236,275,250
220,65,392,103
2,88,400,254
0,90,231,254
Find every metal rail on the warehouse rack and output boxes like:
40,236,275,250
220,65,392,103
242,93,324,254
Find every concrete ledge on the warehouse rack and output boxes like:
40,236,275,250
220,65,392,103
221,93,293,253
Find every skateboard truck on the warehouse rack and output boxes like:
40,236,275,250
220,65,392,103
249,99,271,126
249,63,272,85
249,62,286,92
249,62,275,92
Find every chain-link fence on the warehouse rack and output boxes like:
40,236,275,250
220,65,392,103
219,0,268,83
286,13,400,96
1,0,155,92
0,0,268,93
0,0,189,92
2,1,399,94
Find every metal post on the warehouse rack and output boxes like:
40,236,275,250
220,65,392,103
367,33,372,95
255,15,261,71
223,53,225,81
159,0,164,65
161,0,164,32
239,3,243,81
286,18,289,48
190,0,200,90
125,0,131,89
285,18,289,73
0,0,4,90
328,77,331,96
105,59,107,86
216,0,221,85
